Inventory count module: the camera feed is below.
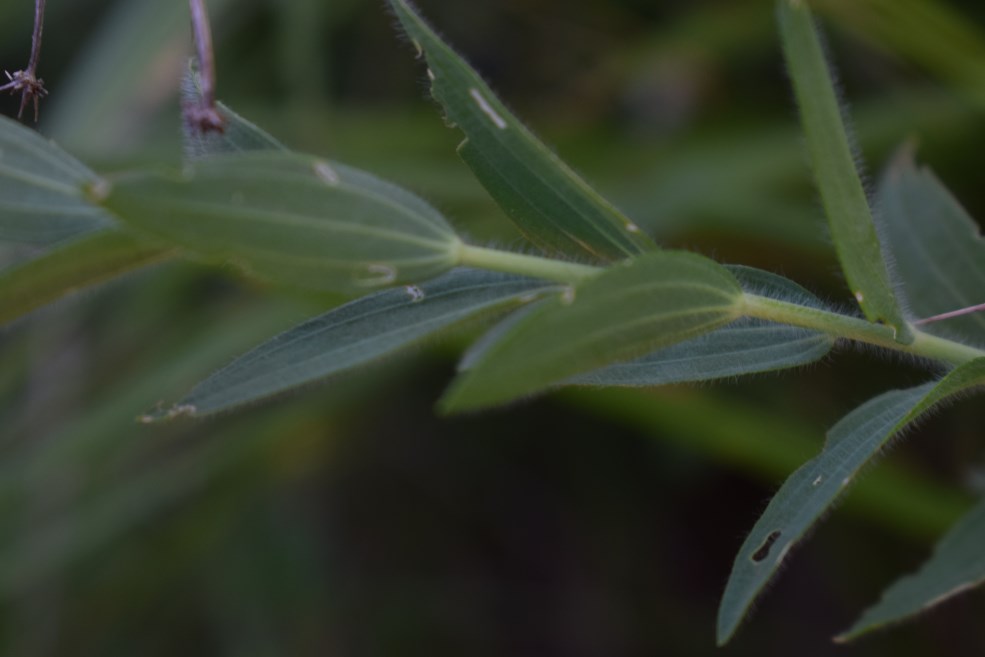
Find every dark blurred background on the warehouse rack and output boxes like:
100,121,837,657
1,0,984,655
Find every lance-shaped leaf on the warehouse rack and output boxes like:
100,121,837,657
95,152,463,294
0,231,173,326
571,267,834,386
388,0,655,262
838,496,985,641
0,116,113,245
877,148,985,344
777,0,911,343
181,66,287,159
442,251,743,412
152,269,559,419
717,357,985,645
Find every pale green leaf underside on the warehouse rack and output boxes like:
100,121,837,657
777,0,911,342
877,148,985,344
571,266,833,386
98,151,462,294
181,66,286,159
0,230,173,326
388,0,656,262
158,269,559,418
0,116,112,245
442,251,743,412
717,357,985,645
839,496,985,641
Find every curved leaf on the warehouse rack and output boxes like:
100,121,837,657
0,231,173,326
154,269,559,419
96,152,463,294
717,357,985,645
877,148,985,344
0,116,112,245
571,267,834,386
442,251,743,412
777,0,911,342
388,0,656,262
838,496,985,641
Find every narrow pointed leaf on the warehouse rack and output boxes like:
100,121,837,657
96,152,463,294
778,0,911,342
0,116,112,245
388,0,655,262
877,148,985,344
181,67,286,159
0,231,173,326
571,267,834,386
717,357,985,645
838,496,985,641
442,251,743,412
156,269,559,419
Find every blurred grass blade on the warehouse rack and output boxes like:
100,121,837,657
156,269,560,419
717,357,985,645
388,0,656,262
777,0,911,342
838,496,985,641
0,116,112,245
572,266,833,385
181,68,287,159
442,251,743,412
877,147,985,343
96,152,463,293
0,231,173,326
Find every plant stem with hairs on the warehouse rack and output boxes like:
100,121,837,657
0,0,48,122
184,0,225,133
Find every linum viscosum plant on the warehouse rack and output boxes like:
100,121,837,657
2,0,985,646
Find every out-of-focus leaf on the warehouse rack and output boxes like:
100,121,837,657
388,0,656,262
717,357,985,645
777,0,911,342
818,0,985,112
839,496,985,641
0,231,173,326
571,267,833,386
0,116,112,245
181,68,286,159
442,251,743,412
877,148,985,344
153,269,560,419
96,152,463,294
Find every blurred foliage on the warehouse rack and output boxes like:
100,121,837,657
1,0,985,654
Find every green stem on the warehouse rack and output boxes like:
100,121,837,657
457,242,985,367
458,243,600,285
742,295,985,366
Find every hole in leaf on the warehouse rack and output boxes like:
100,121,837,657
751,531,782,563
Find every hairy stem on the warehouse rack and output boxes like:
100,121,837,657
185,0,224,133
458,243,985,367
27,0,45,75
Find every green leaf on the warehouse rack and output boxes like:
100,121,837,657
0,231,173,326
95,152,463,294
150,269,560,419
388,0,656,262
442,251,743,412
181,67,287,159
838,495,985,641
571,267,834,385
717,357,985,645
777,0,911,342
877,147,985,344
0,116,112,245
